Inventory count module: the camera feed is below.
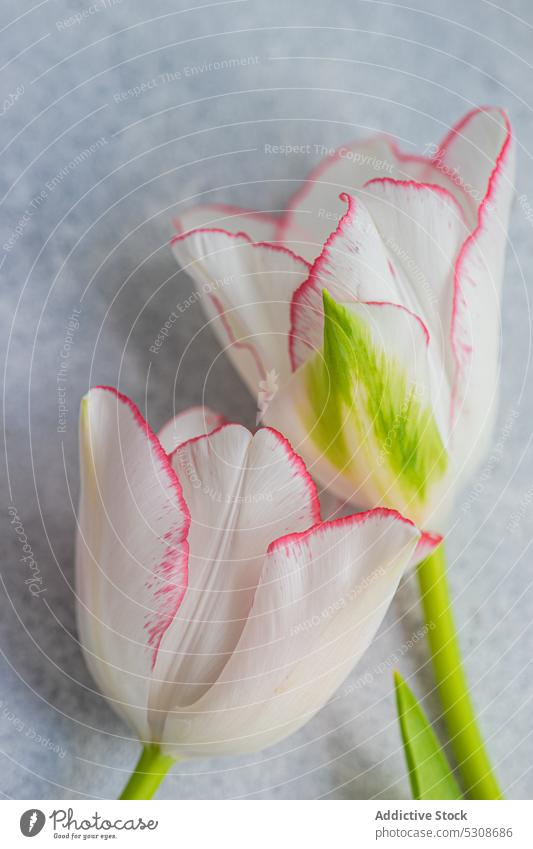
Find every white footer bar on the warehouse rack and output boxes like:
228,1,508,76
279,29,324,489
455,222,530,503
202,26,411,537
4,799,531,848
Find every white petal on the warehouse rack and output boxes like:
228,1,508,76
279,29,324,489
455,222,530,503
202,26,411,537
284,109,515,502
444,109,515,477
149,424,320,734
75,387,190,741
359,178,467,362
173,203,278,245
158,406,224,454
160,509,419,757
171,228,310,392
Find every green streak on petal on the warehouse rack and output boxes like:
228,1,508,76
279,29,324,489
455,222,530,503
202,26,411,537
304,290,447,503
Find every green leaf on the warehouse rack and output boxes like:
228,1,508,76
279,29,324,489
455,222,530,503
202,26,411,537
394,671,462,800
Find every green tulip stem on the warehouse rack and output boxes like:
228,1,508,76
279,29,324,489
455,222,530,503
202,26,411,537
417,543,502,799
119,745,176,800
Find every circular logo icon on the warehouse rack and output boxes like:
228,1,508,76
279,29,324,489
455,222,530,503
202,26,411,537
20,810,45,837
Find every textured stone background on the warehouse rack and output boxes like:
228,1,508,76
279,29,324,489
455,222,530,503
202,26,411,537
1,0,532,799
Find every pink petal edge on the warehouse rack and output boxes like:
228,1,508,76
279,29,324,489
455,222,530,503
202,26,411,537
170,224,311,270
266,506,420,556
92,386,191,670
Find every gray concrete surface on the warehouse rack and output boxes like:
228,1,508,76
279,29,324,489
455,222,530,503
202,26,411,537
0,0,532,799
